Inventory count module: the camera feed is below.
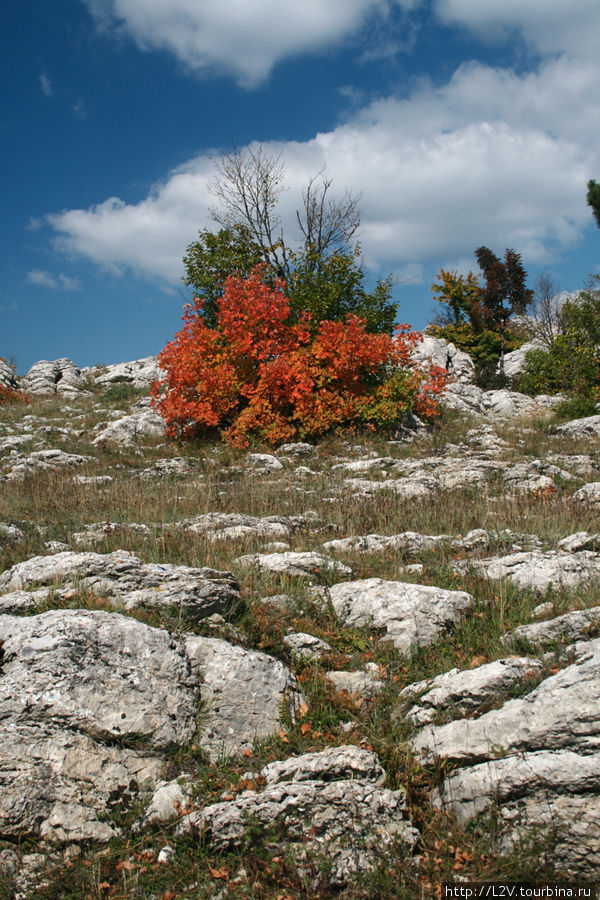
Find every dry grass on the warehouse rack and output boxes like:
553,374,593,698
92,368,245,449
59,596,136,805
1,389,600,898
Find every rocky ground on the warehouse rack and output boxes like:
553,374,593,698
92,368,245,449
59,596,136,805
1,351,600,898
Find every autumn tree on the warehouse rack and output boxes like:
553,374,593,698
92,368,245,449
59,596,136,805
153,266,446,447
430,247,533,382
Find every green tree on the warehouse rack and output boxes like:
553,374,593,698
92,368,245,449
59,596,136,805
520,277,600,416
287,246,396,335
429,249,532,382
183,146,397,334
587,179,600,228
182,225,265,327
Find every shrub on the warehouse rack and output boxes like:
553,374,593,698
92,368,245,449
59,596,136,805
0,385,30,407
151,266,446,447
519,279,600,412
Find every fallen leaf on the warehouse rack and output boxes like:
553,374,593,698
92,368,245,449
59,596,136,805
209,867,229,880
298,702,309,719
300,722,311,735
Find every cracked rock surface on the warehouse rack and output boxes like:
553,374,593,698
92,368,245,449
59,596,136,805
410,638,600,876
180,746,418,886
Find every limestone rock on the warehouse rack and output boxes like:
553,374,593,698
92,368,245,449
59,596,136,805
136,777,193,830
235,550,352,580
503,606,600,649
185,636,304,761
0,550,241,620
323,531,449,555
411,639,600,876
136,457,194,480
572,482,600,504
555,415,600,439
0,358,18,390
90,356,162,388
178,512,311,543
180,747,418,887
557,531,600,552
0,522,24,543
246,452,284,473
0,609,200,842
399,656,544,726
92,410,165,445
2,449,95,481
500,340,546,378
318,578,474,652
277,442,315,457
283,632,332,660
412,335,475,383
256,745,386,787
441,382,485,415
21,359,85,396
326,663,385,697
455,550,600,592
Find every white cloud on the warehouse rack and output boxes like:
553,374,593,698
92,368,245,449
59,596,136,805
85,0,413,86
40,72,53,97
46,50,600,284
435,0,600,59
27,270,82,291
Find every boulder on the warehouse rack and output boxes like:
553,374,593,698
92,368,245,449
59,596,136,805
90,356,162,389
411,639,600,876
0,359,18,390
500,340,546,379
398,656,544,726
0,609,200,841
555,415,600,439
572,482,600,504
0,550,241,621
455,550,600,592
92,410,165,445
317,578,474,652
234,550,352,581
323,531,450,555
185,636,304,761
283,632,332,660
21,359,85,396
503,606,600,649
412,335,475,383
178,512,313,543
2,449,95,481
180,746,418,887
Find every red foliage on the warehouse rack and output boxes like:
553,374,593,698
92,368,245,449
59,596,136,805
151,266,447,446
0,385,30,407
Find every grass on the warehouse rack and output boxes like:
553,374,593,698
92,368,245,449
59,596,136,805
1,389,600,897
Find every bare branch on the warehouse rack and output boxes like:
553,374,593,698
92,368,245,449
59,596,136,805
526,272,563,348
297,172,362,260
209,146,289,278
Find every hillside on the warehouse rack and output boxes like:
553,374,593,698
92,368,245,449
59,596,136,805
1,354,599,898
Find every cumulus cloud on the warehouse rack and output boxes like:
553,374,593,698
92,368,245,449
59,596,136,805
27,270,82,291
435,0,600,58
46,46,600,285
84,0,416,85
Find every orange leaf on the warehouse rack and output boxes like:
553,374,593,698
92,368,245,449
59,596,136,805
300,722,311,735
298,702,309,719
242,749,252,758
209,867,229,880
277,729,289,743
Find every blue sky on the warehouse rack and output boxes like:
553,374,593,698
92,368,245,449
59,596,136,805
2,0,599,373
